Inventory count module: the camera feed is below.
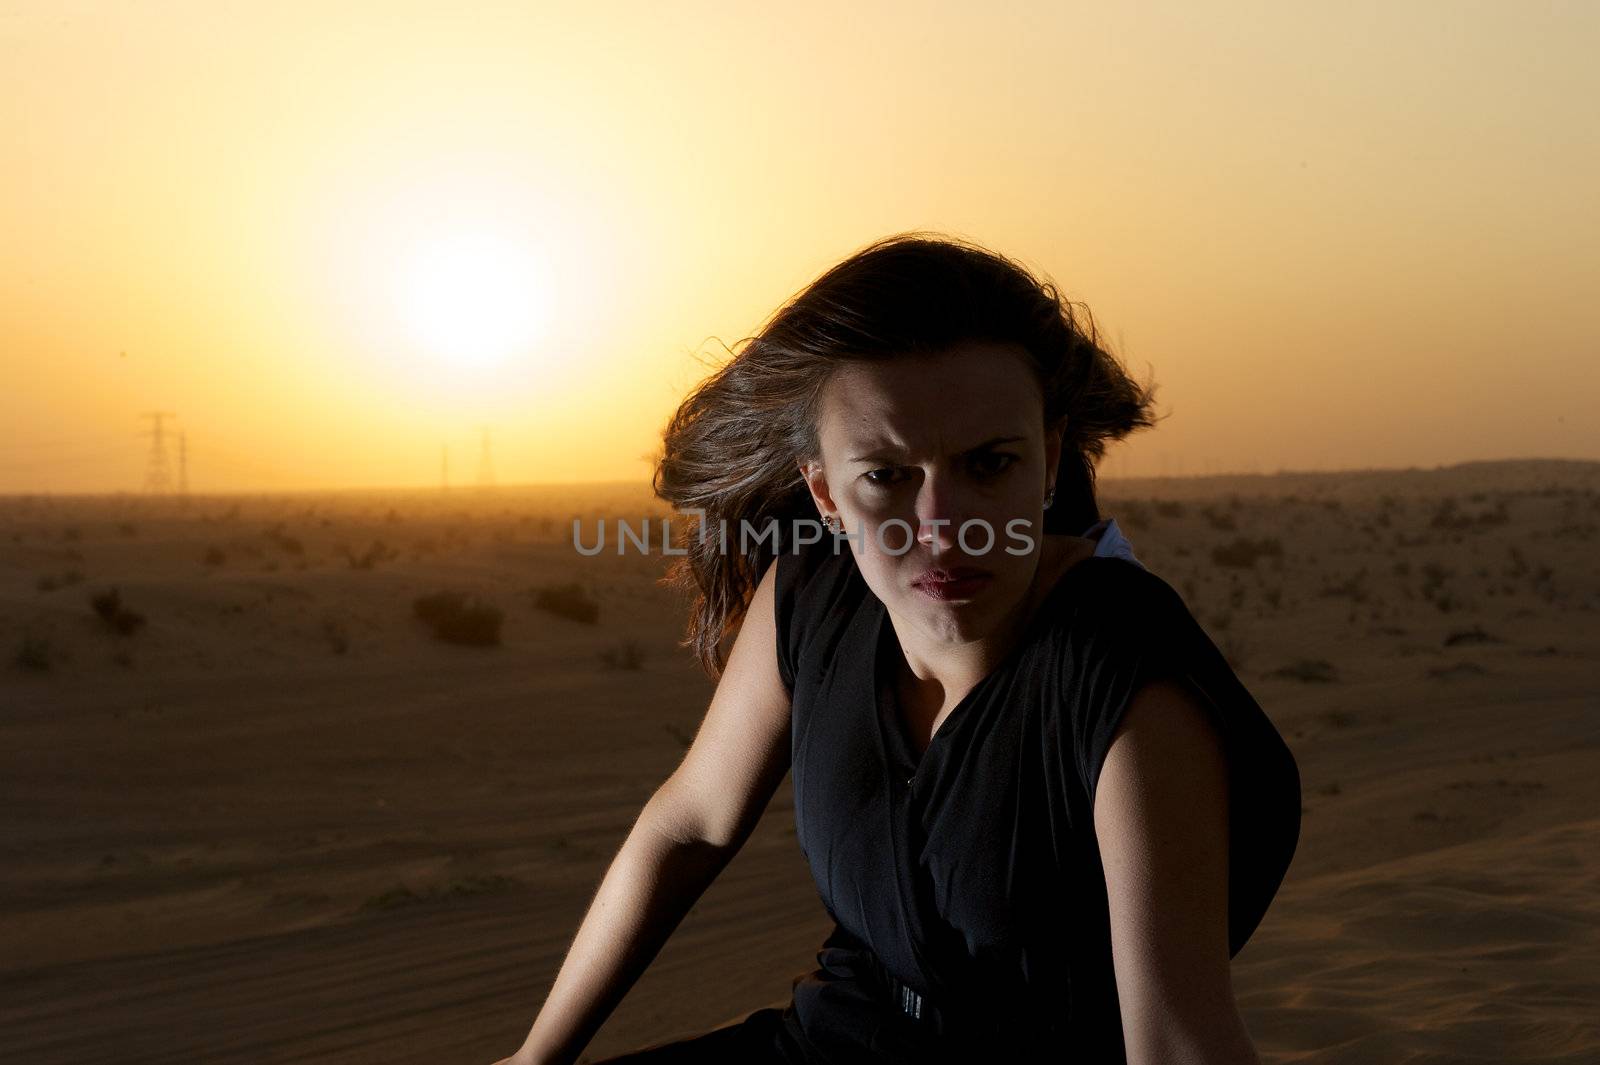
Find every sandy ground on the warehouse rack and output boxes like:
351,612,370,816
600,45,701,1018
1,459,1597,1064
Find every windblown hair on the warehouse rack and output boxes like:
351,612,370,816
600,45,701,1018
652,231,1161,679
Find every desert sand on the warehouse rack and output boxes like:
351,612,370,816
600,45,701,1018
2,459,1597,1064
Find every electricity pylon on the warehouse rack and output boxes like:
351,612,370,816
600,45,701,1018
141,411,177,494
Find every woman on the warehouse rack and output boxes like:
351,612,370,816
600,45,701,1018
493,233,1301,1065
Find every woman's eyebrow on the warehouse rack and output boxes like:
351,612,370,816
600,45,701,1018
848,434,1027,464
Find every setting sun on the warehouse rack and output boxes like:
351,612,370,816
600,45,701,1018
395,230,551,371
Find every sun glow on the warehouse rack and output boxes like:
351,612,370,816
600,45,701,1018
396,230,553,371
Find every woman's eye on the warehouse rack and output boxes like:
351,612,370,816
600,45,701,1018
971,453,1018,477
864,468,902,487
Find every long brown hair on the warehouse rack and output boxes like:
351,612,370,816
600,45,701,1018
651,231,1161,679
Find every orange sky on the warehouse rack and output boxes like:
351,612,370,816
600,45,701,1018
3,1,1597,493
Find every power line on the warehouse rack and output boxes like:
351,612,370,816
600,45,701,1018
141,411,177,494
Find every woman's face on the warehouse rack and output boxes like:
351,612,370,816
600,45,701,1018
801,340,1065,644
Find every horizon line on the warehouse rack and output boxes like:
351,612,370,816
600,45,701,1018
2,456,1597,500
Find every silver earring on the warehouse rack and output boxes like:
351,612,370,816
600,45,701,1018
1043,490,1055,509
822,514,836,531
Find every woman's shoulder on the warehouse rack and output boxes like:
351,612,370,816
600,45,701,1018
1053,553,1195,639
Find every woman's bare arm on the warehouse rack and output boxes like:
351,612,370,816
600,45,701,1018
501,559,794,1065
1094,677,1261,1065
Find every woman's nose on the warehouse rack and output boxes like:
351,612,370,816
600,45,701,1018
914,472,963,548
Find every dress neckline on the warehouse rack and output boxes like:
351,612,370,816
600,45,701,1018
870,540,1115,780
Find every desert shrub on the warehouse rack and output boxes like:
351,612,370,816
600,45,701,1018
1444,626,1501,647
322,616,350,654
600,638,646,670
1430,496,1510,532
1428,661,1487,679
1155,500,1185,519
1319,568,1369,602
344,539,398,570
1115,499,1150,527
1419,562,1453,596
533,582,600,625
14,633,52,672
1269,659,1338,683
117,522,138,538
202,545,226,566
1212,537,1284,569
36,568,85,592
89,587,146,636
413,591,503,646
1201,505,1237,532
264,524,304,555
1418,562,1464,611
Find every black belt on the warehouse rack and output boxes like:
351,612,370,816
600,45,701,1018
871,954,960,1033
815,926,1009,1040
888,971,929,1023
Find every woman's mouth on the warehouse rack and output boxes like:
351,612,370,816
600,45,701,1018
912,569,994,602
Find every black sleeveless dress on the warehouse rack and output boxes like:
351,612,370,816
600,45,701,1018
594,533,1301,1064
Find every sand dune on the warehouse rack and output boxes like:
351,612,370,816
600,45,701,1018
1,460,1597,1063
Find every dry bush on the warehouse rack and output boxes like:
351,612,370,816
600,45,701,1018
1268,658,1338,683
13,632,52,672
89,587,146,636
344,539,399,570
264,523,304,555
1319,568,1369,602
1430,496,1510,532
322,616,351,655
1114,499,1151,527
36,568,85,592
600,638,646,670
1212,537,1284,569
1428,661,1488,679
1444,626,1501,647
532,582,600,625
413,592,503,646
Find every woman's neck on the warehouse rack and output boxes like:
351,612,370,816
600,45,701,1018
890,531,1099,722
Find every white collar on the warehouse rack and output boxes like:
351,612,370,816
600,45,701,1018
1083,516,1146,570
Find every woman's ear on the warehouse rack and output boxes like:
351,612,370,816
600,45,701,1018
799,460,836,517
1044,415,1069,488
